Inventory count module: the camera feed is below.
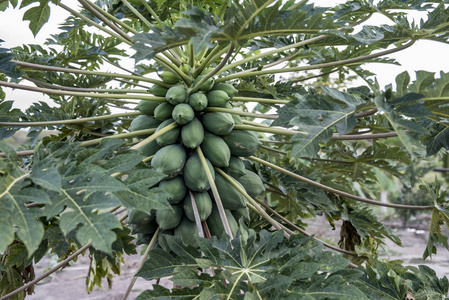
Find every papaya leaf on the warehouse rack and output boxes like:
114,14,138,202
424,122,449,156
22,0,52,37
0,45,23,78
0,100,25,140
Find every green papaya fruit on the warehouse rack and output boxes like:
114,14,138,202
156,204,183,230
183,153,215,192
214,172,247,210
160,71,180,84
149,85,169,97
206,204,238,238
151,144,187,176
180,63,191,75
201,132,231,167
157,231,175,252
128,209,155,225
211,83,238,98
155,118,180,146
136,100,160,116
183,191,213,222
130,220,158,235
231,207,250,223
172,103,194,125
154,102,175,121
166,86,188,105
138,140,161,157
188,93,208,111
223,156,246,178
136,233,153,245
225,103,243,124
206,90,230,107
181,118,204,149
193,75,214,92
237,170,265,197
201,112,235,135
174,218,199,247
223,130,262,157
159,176,187,204
129,115,161,133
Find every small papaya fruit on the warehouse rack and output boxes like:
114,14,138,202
231,207,250,223
136,100,160,116
211,83,238,98
188,93,208,111
183,191,213,222
193,75,214,92
206,90,230,107
214,172,247,210
201,112,235,135
129,115,161,132
160,71,180,84
151,144,187,176
130,221,158,235
223,156,246,178
172,103,195,125
149,85,169,97
154,102,175,121
155,118,180,146
183,153,215,192
165,86,188,105
156,204,183,230
181,118,204,149
206,204,238,238
159,176,187,204
128,209,155,225
201,132,231,167
223,130,261,157
237,170,265,197
174,218,199,247
138,140,161,157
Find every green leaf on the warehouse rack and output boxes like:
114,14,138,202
0,210,14,253
22,0,51,37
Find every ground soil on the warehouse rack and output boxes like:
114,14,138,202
26,214,449,300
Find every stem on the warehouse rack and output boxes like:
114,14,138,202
355,108,378,118
231,96,289,105
58,2,132,46
259,145,287,155
78,0,134,43
121,227,161,300
130,122,179,150
248,156,434,210
234,0,277,38
121,0,152,28
139,0,164,27
331,131,400,140
233,124,307,136
193,44,228,77
0,81,165,101
205,107,278,119
241,120,269,127
190,42,235,93
259,139,292,145
189,190,205,238
0,243,92,300
13,60,170,87
0,112,141,127
83,0,138,34
197,147,233,239
104,58,142,76
216,40,416,83
290,69,338,83
80,128,156,147
154,55,192,85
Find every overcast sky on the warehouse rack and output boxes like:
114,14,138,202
1,1,449,110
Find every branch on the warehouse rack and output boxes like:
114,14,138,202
234,124,307,136
248,156,434,210
231,96,288,105
205,107,278,119
331,131,400,140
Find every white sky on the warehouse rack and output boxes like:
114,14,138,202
1,1,449,110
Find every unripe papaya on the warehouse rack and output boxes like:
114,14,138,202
155,118,180,146
193,75,214,92
128,209,155,225
225,103,243,124
201,133,231,167
188,93,208,111
138,140,161,157
156,204,183,230
207,90,230,107
214,172,247,210
231,207,250,223
211,83,238,98
206,204,238,238
129,115,161,133
237,170,265,197
166,86,188,105
180,63,191,75
151,144,186,176
160,71,180,84
159,176,187,204
183,153,215,192
130,220,158,235
223,156,246,178
201,112,235,135
174,218,199,247
154,102,175,121
149,85,169,97
183,191,213,222
181,118,204,149
172,103,194,125
223,130,261,157
136,100,160,116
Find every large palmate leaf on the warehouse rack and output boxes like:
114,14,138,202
136,224,364,299
273,86,360,157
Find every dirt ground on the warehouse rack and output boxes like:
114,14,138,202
26,214,449,300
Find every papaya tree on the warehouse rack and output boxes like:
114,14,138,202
1,0,449,299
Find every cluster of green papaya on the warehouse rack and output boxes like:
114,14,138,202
128,70,266,247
